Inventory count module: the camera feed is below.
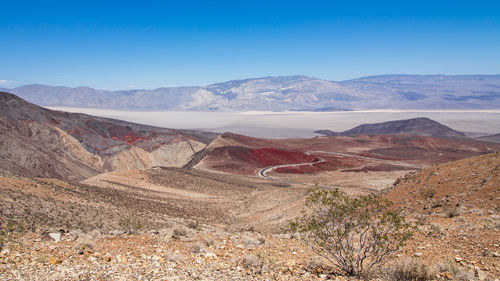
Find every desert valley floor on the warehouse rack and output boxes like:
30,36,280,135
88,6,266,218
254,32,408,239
47,107,500,139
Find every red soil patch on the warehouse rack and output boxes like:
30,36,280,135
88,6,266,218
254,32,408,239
205,146,316,175
122,133,146,144
248,148,315,166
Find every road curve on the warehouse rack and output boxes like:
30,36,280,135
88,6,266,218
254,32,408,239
256,150,420,191
258,157,325,182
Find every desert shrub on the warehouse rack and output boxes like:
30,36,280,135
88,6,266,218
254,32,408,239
73,239,94,255
5,219,26,233
257,236,266,245
0,218,27,250
190,242,204,253
240,254,260,269
239,254,267,275
290,187,413,277
242,236,263,247
430,223,442,234
172,226,189,239
35,255,50,264
445,207,461,218
494,205,500,213
419,188,436,199
165,251,186,262
386,258,436,281
118,217,143,234
437,258,460,275
204,237,215,247
187,220,200,230
436,258,476,281
255,250,277,265
414,214,428,226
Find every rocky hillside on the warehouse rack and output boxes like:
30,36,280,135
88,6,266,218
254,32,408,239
4,74,500,111
0,92,217,180
383,152,500,278
315,117,466,137
385,152,499,218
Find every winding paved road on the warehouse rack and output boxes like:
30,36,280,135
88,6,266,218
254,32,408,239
257,150,421,190
258,157,325,181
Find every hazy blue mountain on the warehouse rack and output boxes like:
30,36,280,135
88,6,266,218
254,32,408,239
340,74,500,109
5,75,500,111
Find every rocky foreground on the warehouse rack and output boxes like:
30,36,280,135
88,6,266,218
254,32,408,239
1,220,499,280
0,225,341,281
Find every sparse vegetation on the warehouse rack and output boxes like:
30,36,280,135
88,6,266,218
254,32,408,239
0,218,27,251
119,217,143,234
430,223,442,234
385,258,436,281
190,242,204,253
172,225,189,239
239,254,267,275
436,258,461,276
73,238,94,255
445,206,461,218
187,220,200,230
290,186,413,277
302,256,327,275
420,187,436,199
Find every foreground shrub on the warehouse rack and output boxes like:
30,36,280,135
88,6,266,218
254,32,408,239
290,187,412,277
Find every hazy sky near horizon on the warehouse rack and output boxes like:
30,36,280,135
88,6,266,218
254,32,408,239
1,0,499,90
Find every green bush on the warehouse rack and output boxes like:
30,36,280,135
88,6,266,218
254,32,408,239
290,186,413,277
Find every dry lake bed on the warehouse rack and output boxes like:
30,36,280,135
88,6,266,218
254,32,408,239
48,107,500,139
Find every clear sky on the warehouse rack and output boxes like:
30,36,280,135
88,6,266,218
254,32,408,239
1,0,499,90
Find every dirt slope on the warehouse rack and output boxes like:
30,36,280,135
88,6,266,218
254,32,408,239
383,152,500,277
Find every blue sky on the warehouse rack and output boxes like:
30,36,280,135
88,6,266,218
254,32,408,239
1,0,499,89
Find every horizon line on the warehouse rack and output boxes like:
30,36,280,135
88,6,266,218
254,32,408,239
2,73,500,92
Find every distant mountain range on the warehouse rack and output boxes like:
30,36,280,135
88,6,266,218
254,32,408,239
2,74,500,111
314,117,466,138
